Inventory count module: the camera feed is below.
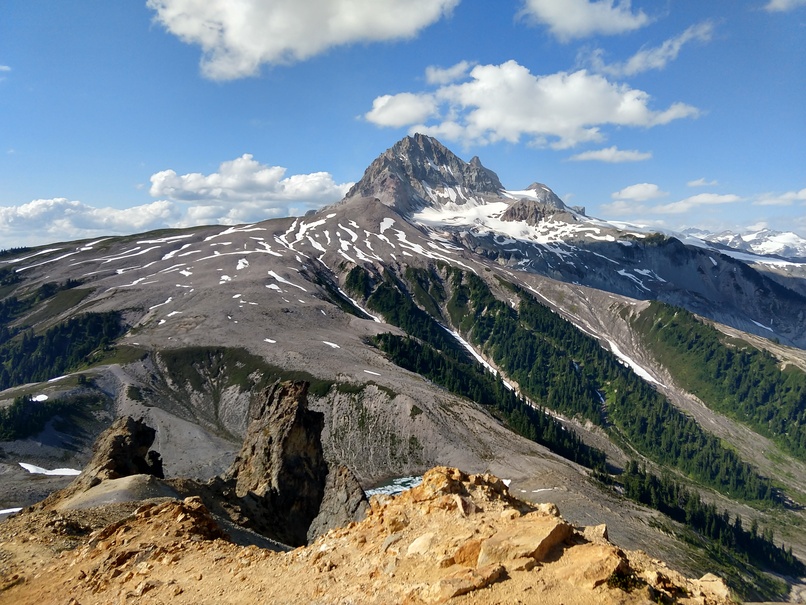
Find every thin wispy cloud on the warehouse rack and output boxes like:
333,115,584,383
687,177,718,187
519,0,651,41
584,21,714,77
0,65,10,72
366,61,699,148
654,193,741,214
601,191,741,220
425,61,475,85
569,146,651,162
754,187,806,206
764,0,806,11
147,0,459,80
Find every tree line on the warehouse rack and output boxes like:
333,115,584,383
633,301,806,460
440,267,780,505
0,312,123,389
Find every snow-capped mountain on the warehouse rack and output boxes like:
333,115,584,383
684,228,806,261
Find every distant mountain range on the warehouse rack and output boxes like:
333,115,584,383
682,227,806,261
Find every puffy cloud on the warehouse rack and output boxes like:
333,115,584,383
519,0,650,41
754,187,806,206
764,0,806,11
365,93,438,128
425,61,474,85
1,155,352,248
585,21,714,77
612,183,667,202
366,61,699,148
653,193,741,214
0,198,180,248
149,154,352,208
147,0,459,80
687,177,718,187
569,146,651,162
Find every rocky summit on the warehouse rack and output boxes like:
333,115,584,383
0,466,733,605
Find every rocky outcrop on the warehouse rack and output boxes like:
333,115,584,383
307,464,368,543
32,383,365,548
0,467,734,605
222,380,330,546
35,416,163,510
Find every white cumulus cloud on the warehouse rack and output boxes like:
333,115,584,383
519,0,651,41
365,93,438,128
149,154,352,208
0,198,181,248
612,183,667,202
1,156,353,248
585,21,714,77
366,60,699,148
147,0,459,80
569,146,651,162
764,0,806,11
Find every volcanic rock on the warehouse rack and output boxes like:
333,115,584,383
0,466,735,605
345,133,504,213
307,464,369,543
223,380,329,546
35,416,163,510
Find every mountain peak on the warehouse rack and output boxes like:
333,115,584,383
344,134,503,214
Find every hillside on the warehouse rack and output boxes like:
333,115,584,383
2,135,806,601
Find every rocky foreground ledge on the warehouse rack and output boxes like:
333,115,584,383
0,466,731,605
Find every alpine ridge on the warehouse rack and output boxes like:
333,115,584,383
2,134,806,602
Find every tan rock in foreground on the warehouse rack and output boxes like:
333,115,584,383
0,467,732,605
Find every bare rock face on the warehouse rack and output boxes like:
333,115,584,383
345,134,504,214
224,380,329,546
307,464,369,543
36,416,163,509
83,415,164,484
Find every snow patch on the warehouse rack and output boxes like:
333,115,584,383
607,340,661,385
19,463,81,476
322,341,341,349
149,297,173,310
268,270,307,292
379,217,395,234
751,319,774,332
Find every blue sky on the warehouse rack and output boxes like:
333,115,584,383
1,0,804,248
